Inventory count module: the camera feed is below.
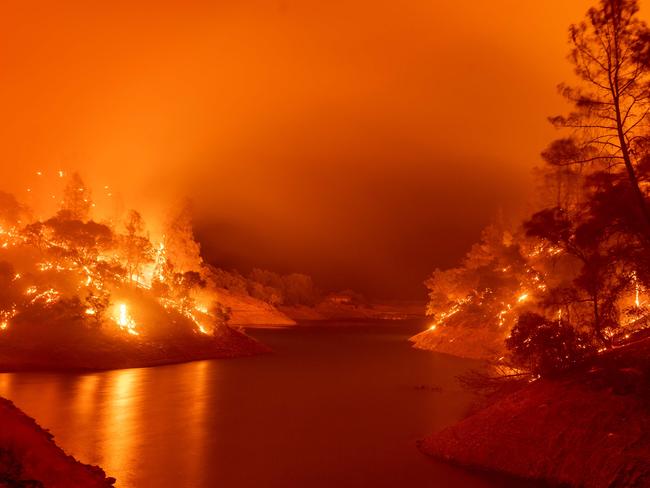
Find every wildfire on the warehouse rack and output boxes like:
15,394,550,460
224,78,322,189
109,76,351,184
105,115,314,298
427,295,473,331
0,171,227,340
0,307,17,332
632,271,642,308
114,303,138,335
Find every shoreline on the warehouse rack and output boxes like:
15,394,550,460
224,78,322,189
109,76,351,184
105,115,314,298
0,396,115,487
0,325,270,373
418,340,650,487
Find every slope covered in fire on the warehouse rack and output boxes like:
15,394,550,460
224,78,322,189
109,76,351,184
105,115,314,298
0,173,273,370
412,0,650,367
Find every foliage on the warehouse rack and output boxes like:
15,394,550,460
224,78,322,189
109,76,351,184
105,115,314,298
423,0,650,377
506,312,594,377
248,268,321,306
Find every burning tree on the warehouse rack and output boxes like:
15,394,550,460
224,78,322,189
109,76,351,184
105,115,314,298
415,1,650,375
412,225,547,360
0,172,264,369
523,0,650,355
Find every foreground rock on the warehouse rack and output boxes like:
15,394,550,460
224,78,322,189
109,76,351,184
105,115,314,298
419,340,650,487
0,397,114,487
0,325,269,372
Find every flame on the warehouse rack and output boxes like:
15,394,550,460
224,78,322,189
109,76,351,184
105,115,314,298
633,271,641,308
0,307,17,332
0,173,232,342
114,303,138,335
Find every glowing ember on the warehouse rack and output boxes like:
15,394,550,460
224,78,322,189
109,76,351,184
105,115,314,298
0,307,17,332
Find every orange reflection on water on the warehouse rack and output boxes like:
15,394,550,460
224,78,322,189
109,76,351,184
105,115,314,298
98,368,145,483
74,374,100,417
183,360,211,486
77,362,214,487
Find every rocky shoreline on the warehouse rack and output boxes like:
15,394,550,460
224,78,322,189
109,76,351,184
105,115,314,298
419,340,650,487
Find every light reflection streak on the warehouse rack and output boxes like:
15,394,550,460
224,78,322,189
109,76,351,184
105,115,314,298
0,361,214,487
99,368,145,483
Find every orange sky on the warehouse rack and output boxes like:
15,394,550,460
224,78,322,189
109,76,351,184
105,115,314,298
0,0,623,298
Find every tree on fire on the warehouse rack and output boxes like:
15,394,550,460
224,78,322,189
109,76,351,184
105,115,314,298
120,210,153,283
423,0,650,377
424,224,532,328
510,0,650,374
164,202,202,274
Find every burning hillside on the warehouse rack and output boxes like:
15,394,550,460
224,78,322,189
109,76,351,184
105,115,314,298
412,222,650,363
0,171,270,370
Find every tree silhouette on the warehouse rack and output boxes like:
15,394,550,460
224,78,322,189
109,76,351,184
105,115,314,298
121,210,152,283
60,172,92,221
164,202,202,275
506,312,593,377
545,0,650,235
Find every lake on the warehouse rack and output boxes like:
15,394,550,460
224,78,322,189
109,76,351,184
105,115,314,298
0,322,533,487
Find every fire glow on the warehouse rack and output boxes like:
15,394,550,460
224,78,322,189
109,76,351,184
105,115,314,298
421,230,649,353
0,171,226,339
114,303,138,336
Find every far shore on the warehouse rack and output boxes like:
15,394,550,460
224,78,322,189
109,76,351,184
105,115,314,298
0,325,269,373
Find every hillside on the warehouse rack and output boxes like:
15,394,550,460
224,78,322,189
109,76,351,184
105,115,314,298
419,339,650,487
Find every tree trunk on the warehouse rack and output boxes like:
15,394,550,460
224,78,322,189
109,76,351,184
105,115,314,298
613,98,650,236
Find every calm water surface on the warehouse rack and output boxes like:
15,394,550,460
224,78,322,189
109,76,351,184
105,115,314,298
0,322,532,487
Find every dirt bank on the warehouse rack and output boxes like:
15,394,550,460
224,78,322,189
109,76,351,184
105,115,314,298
410,324,506,361
0,325,269,372
0,397,114,487
419,340,650,487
